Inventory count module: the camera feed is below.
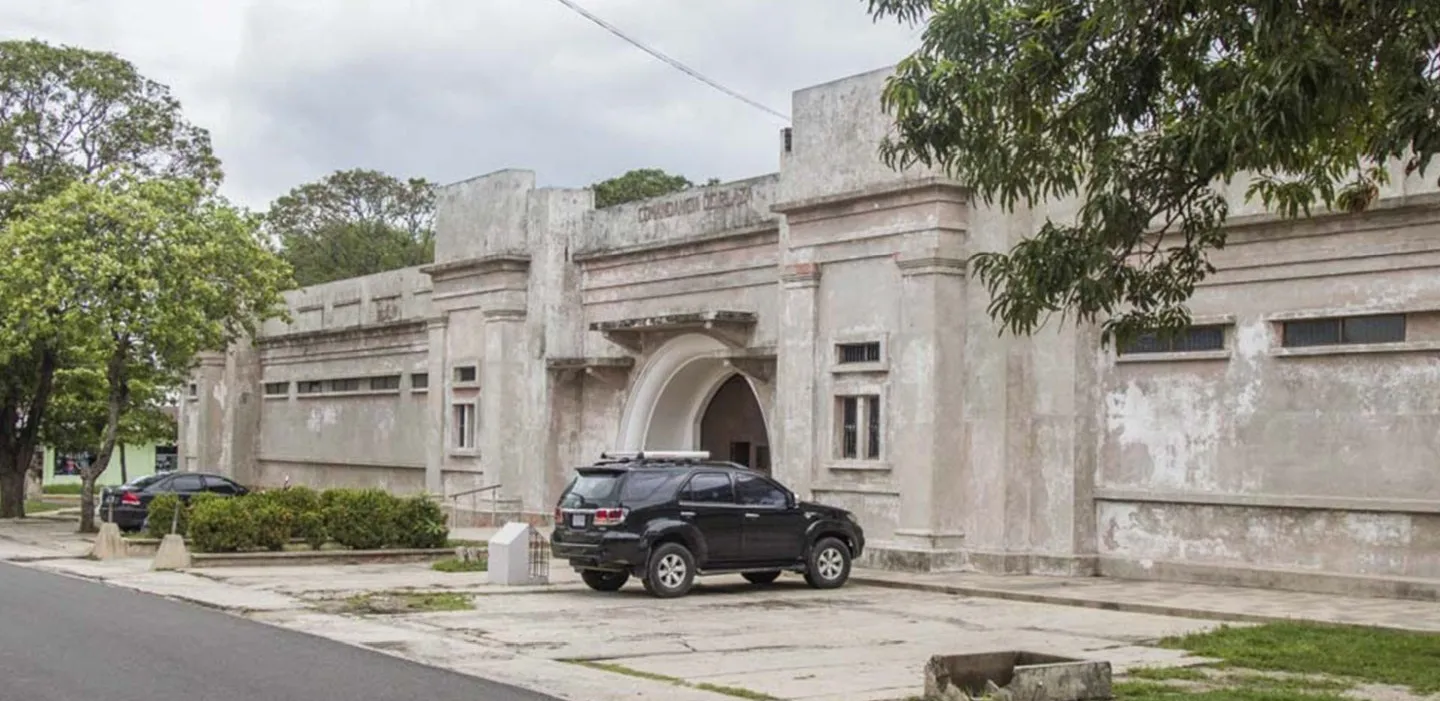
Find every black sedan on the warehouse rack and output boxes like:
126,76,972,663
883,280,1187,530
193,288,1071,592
99,472,249,531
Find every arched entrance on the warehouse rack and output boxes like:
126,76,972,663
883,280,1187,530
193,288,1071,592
616,333,772,472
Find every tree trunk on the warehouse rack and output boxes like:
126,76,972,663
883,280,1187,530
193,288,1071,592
0,464,24,519
78,471,98,533
119,442,128,484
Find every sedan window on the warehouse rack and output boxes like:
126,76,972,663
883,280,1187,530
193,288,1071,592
168,474,204,493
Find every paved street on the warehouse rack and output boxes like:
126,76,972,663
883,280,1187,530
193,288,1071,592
0,562,557,701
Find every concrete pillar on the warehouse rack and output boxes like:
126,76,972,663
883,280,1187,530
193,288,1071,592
424,317,448,495
481,308,527,508
776,262,821,500
888,250,968,568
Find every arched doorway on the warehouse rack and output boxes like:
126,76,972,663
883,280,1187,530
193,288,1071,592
699,374,771,473
615,333,772,471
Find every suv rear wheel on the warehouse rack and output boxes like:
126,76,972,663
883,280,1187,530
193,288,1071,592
742,570,781,585
580,569,630,592
643,542,696,598
803,537,851,589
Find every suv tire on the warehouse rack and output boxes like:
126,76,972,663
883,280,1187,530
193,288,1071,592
803,537,851,589
644,542,696,598
581,569,630,592
742,570,781,585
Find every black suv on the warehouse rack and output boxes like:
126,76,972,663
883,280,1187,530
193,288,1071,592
551,451,865,598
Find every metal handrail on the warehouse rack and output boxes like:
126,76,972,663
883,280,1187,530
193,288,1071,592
446,483,501,530
448,484,500,499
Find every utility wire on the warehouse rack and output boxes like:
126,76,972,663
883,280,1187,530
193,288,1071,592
549,0,791,123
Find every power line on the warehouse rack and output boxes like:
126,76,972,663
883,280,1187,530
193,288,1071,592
549,0,790,123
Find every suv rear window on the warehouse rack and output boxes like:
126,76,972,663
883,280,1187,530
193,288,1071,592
560,471,622,508
619,470,688,505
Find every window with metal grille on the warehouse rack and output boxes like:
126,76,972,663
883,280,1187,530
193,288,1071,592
454,366,478,383
837,342,882,364
327,378,362,393
453,403,476,449
411,373,429,390
837,394,882,460
1282,314,1406,348
1119,325,1226,355
296,381,324,395
263,382,288,396
370,375,401,391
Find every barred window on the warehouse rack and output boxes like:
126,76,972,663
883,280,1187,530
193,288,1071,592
1282,314,1405,348
453,366,478,383
263,382,289,396
411,373,429,390
296,381,324,395
836,394,882,460
370,375,401,391
837,342,882,364
327,378,362,393
1120,325,1226,355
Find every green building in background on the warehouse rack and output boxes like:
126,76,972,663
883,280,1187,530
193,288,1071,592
45,443,179,487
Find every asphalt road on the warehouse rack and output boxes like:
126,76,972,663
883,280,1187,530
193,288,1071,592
0,562,559,701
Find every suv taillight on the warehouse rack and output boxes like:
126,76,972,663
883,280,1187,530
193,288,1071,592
554,506,562,524
593,507,627,527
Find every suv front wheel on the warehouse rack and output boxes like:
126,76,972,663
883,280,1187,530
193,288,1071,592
804,537,852,589
581,569,630,592
643,542,696,598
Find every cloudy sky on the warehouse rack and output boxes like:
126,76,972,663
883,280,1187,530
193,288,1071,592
1,0,923,210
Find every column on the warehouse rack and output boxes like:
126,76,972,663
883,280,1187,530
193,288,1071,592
481,308,527,510
775,262,820,499
890,250,969,557
424,316,448,495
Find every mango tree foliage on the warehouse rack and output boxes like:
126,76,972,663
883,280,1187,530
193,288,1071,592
0,174,291,530
0,39,221,518
866,0,1440,343
266,168,436,287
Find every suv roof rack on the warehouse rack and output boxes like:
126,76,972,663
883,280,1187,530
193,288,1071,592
598,450,711,463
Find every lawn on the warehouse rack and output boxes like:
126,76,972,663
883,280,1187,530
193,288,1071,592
1117,621,1440,700
24,500,63,514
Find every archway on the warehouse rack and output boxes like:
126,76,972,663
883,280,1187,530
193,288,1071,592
615,334,772,469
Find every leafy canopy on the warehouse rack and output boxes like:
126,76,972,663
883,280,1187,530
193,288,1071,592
266,168,436,287
591,168,718,209
867,0,1440,343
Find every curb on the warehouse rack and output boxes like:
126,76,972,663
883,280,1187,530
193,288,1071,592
849,576,1320,627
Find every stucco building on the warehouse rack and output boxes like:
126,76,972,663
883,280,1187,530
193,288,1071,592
181,67,1440,599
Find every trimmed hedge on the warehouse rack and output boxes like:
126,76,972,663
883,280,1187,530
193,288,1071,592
186,486,447,554
145,492,222,538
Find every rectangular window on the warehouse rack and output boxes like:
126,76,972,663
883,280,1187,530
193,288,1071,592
296,381,324,395
454,366,478,384
837,394,882,460
369,375,401,391
188,383,198,398
837,341,882,364
1120,325,1227,355
453,403,476,450
1282,314,1406,348
263,382,289,396
411,373,429,390
327,378,362,393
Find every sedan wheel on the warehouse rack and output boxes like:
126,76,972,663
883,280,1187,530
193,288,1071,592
804,537,852,589
644,542,696,598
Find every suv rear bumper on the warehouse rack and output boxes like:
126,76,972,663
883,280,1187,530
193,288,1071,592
551,530,647,571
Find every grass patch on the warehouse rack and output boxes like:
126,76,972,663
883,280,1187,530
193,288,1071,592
1160,622,1440,693
24,500,63,513
1114,679,1351,700
566,660,777,700
41,484,85,495
339,591,472,615
1129,667,1212,683
432,557,486,573
447,539,484,547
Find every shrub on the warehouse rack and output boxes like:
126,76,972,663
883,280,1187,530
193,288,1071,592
322,488,399,550
145,493,186,538
189,497,258,553
394,495,449,549
265,485,321,520
295,510,327,550
250,500,293,551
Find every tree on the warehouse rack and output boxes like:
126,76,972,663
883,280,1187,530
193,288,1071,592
41,363,176,491
267,169,436,287
591,168,718,208
0,39,220,518
867,1,1440,344
0,173,290,531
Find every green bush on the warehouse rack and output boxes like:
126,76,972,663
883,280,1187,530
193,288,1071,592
322,488,399,550
395,495,449,549
145,493,187,538
264,486,321,519
250,500,293,551
189,497,258,553
295,510,327,550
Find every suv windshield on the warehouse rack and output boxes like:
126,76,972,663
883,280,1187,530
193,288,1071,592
560,471,621,508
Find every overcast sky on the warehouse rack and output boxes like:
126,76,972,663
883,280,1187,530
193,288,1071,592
1,1,922,210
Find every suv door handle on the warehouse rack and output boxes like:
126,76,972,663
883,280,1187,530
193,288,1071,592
744,513,760,519
680,511,696,518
